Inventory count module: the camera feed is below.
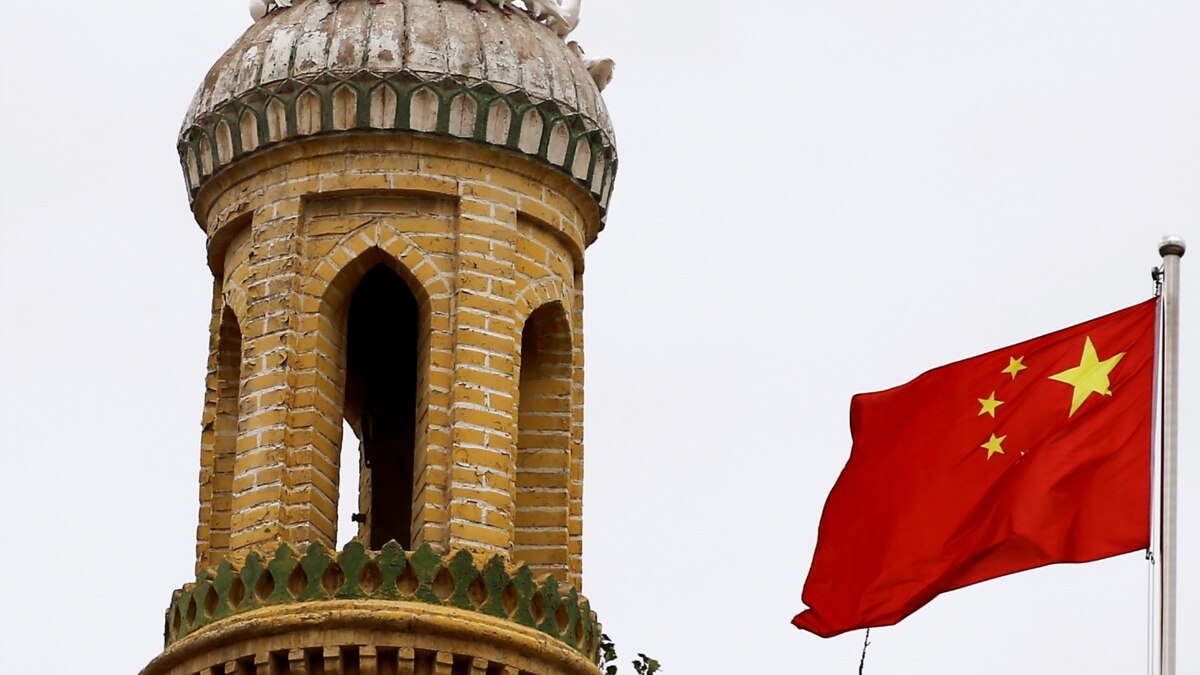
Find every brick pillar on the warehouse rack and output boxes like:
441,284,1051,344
446,180,521,555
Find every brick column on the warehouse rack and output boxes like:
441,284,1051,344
446,177,521,555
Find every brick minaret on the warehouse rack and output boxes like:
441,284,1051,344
142,1,616,673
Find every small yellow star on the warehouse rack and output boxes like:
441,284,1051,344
977,391,1004,418
1048,337,1126,417
1001,356,1028,379
981,434,1007,460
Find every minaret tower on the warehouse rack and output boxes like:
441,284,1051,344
142,1,616,673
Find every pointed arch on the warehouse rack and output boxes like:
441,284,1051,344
485,97,515,146
409,87,440,133
514,277,574,332
296,89,323,136
331,84,360,131
448,93,479,138
238,107,261,154
369,84,399,129
265,96,288,142
215,119,234,164
313,245,430,550
344,263,420,548
518,107,545,155
205,304,242,568
196,133,214,176
513,300,574,580
285,215,452,551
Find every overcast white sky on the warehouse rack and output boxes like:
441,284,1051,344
0,1,1196,673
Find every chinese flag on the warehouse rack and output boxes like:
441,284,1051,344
793,299,1157,638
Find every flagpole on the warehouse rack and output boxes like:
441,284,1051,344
1157,235,1185,675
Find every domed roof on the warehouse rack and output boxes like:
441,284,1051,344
179,0,616,213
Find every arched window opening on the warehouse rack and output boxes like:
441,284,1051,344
343,264,419,550
210,306,241,564
514,303,573,579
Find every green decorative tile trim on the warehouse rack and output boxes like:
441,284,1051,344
177,72,617,215
163,542,600,661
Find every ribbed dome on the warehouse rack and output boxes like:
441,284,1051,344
178,0,616,212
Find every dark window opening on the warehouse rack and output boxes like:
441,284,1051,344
344,264,419,550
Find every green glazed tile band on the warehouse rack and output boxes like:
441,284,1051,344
164,541,601,662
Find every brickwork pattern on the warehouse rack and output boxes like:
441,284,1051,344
191,134,597,591
514,303,573,579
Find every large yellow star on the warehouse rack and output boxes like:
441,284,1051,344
981,433,1006,460
1048,337,1126,417
1001,356,1027,379
977,391,1004,418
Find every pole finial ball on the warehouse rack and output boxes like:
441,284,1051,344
1159,235,1186,258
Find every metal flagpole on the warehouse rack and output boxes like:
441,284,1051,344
1157,235,1185,675
1148,267,1163,675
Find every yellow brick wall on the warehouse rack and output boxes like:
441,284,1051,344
190,134,598,589
514,302,573,580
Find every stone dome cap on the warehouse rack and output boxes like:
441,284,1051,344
179,0,617,214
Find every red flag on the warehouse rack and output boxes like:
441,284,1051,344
793,299,1157,638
